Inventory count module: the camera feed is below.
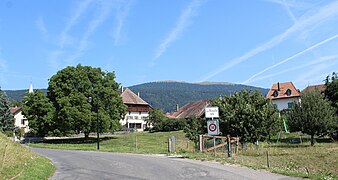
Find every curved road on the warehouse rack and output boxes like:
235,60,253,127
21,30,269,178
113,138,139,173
32,148,297,180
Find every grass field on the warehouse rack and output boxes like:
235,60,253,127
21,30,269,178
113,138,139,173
0,133,55,180
29,131,195,154
28,131,338,180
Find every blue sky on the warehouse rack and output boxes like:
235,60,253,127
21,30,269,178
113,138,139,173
0,0,337,90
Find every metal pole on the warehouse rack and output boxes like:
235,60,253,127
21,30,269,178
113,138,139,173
97,104,99,150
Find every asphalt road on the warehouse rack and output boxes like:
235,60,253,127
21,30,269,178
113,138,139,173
32,148,298,180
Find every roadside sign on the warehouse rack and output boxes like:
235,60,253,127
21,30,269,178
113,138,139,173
207,120,219,135
205,107,219,118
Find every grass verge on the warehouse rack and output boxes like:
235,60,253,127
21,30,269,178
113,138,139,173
0,133,55,179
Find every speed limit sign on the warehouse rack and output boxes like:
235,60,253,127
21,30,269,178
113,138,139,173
207,120,219,135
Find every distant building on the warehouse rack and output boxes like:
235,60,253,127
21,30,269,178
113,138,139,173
11,107,29,133
167,100,210,119
266,82,301,111
120,88,152,131
301,84,326,94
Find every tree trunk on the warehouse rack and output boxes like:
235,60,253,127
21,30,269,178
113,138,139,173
84,132,89,140
310,134,315,146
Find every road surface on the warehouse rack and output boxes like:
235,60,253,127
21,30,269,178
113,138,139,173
32,148,298,180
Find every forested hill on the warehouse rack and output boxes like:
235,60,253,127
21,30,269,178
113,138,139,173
4,89,48,101
4,81,269,112
128,81,269,112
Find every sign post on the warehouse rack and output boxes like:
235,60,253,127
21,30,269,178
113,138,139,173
205,106,220,155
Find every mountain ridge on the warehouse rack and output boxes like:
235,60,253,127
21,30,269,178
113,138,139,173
4,81,269,112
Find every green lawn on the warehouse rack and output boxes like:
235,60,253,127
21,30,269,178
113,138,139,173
28,131,338,180
29,131,195,154
0,133,55,180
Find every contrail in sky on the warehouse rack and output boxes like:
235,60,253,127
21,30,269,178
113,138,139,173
200,1,338,81
153,0,205,61
243,33,338,84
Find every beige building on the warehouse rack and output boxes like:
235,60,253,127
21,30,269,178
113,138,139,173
11,107,29,133
120,88,152,131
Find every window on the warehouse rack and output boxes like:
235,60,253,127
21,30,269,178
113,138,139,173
287,102,294,109
21,119,25,125
127,116,133,120
286,89,291,96
141,116,147,120
273,90,278,97
134,116,138,120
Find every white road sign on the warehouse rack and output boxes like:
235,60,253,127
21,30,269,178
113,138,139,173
205,107,219,118
207,120,219,135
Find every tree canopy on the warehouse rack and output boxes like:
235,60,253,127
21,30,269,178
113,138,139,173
325,72,338,113
0,88,14,132
22,90,55,136
47,64,126,137
212,90,279,143
288,89,337,146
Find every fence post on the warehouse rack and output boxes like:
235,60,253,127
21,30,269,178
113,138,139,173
168,137,171,153
266,151,270,168
135,136,138,152
199,135,203,152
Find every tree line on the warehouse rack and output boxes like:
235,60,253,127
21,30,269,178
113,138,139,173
147,73,338,146
7,64,126,138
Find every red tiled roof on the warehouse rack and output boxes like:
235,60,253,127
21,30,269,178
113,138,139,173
301,84,326,94
266,82,300,100
10,107,22,114
120,88,149,105
168,100,210,119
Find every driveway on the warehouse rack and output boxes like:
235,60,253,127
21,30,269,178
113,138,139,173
32,148,298,180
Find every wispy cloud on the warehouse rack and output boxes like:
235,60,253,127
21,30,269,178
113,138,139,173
243,33,338,84
112,0,133,45
153,0,206,61
295,61,338,87
263,0,311,8
35,16,48,39
59,0,94,48
247,55,338,83
200,1,338,81
65,0,114,64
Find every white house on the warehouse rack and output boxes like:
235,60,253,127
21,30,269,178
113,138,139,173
266,82,301,111
11,107,29,133
120,88,152,131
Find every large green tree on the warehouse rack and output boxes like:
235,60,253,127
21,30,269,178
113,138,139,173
325,72,338,113
0,88,14,132
288,89,337,146
22,90,55,136
212,90,279,143
47,64,126,138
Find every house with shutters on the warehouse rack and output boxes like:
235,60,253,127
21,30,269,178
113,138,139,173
266,82,301,111
120,88,152,131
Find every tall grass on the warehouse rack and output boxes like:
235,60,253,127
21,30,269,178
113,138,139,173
0,133,54,179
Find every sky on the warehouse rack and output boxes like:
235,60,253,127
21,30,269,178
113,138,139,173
0,0,337,90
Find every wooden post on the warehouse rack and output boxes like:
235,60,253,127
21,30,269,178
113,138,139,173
213,136,216,157
266,151,270,168
199,135,203,152
135,136,138,152
168,137,171,153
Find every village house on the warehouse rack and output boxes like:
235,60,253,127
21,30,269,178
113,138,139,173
266,82,301,111
301,84,326,94
120,88,152,131
11,106,29,133
167,100,210,119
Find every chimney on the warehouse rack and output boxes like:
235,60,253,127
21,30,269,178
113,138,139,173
176,104,179,112
277,82,280,91
121,86,124,93
137,92,140,97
